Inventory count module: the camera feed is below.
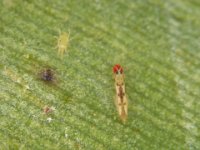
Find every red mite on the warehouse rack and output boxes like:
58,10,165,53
43,106,54,114
113,64,128,123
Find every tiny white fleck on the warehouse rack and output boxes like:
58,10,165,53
47,117,53,123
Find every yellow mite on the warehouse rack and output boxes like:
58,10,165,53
57,32,70,58
113,64,128,123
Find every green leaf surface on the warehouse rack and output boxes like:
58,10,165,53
0,0,200,149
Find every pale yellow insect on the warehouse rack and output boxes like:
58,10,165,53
113,64,128,123
57,32,70,58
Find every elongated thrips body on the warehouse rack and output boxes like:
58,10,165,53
113,64,128,122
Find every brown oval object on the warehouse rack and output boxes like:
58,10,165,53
43,106,55,114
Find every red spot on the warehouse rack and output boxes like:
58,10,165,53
113,64,123,74
43,106,54,114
